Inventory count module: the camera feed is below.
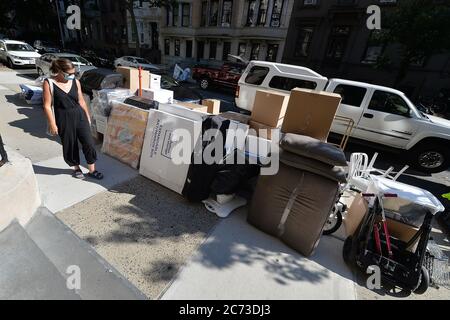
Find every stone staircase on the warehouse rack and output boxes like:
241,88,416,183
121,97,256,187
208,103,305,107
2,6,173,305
0,207,147,300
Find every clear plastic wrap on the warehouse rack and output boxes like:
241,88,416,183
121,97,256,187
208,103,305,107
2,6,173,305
92,88,132,117
101,101,149,169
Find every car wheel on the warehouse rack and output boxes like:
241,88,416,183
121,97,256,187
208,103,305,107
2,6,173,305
199,78,210,90
413,266,430,295
7,58,15,69
409,143,450,173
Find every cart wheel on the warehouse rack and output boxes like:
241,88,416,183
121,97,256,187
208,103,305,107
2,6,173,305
343,236,354,264
323,210,343,235
414,266,430,295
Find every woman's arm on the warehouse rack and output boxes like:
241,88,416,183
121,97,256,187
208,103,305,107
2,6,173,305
43,80,58,135
76,79,91,124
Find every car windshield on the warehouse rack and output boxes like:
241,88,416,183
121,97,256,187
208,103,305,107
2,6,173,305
135,57,150,64
6,43,34,51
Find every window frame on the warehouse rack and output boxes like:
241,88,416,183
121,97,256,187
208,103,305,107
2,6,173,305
333,84,368,108
221,0,233,27
174,39,180,57
181,3,190,27
294,26,314,58
209,41,217,59
368,90,412,117
270,0,284,27
209,0,220,26
244,66,269,85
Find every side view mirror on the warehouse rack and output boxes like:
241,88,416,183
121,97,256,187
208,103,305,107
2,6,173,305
0,48,5,51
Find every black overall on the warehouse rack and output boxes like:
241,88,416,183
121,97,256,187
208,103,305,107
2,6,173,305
48,79,97,167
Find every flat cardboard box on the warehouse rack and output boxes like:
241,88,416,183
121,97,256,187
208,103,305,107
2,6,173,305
220,111,251,124
142,88,174,104
251,89,290,127
343,193,368,237
176,101,208,113
249,120,275,140
281,89,341,141
202,99,221,115
149,73,161,89
159,103,208,121
139,110,202,194
116,66,150,94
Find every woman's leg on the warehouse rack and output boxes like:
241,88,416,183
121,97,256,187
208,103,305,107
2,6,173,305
77,119,98,173
60,124,81,168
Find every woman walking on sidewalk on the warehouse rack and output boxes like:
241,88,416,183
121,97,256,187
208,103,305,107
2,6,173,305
42,58,103,180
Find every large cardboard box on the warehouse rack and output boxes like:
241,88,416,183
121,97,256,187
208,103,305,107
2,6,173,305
249,120,275,140
281,89,341,141
202,99,221,115
343,193,368,237
116,66,150,94
251,89,290,127
101,102,149,169
139,110,202,194
176,101,208,113
142,88,174,104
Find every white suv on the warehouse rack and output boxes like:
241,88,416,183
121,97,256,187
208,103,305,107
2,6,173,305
0,40,41,68
236,61,450,173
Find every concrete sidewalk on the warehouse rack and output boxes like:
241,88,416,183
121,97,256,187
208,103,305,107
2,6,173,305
161,208,357,300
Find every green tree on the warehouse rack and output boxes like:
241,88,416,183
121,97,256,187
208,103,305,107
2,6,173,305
381,0,450,86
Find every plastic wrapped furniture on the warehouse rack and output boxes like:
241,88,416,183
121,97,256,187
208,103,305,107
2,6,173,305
248,133,347,257
101,101,149,169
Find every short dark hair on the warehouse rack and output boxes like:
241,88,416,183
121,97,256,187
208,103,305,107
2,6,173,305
50,58,74,74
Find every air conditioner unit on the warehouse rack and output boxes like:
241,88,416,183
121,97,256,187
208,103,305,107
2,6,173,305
303,0,318,5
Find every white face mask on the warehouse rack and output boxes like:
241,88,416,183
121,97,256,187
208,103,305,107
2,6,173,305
63,73,75,81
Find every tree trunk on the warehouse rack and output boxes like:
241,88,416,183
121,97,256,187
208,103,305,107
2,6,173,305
128,1,141,56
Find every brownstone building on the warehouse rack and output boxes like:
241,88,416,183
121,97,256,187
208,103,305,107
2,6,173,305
282,0,450,101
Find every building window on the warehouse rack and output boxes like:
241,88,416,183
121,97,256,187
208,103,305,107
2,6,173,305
361,30,384,64
257,0,268,26
325,26,351,63
222,0,233,27
121,25,126,39
294,26,314,57
164,39,170,55
201,1,208,26
250,43,260,60
210,0,219,26
209,41,217,59
175,39,180,56
270,0,284,27
172,5,179,26
186,40,193,58
182,3,190,27
238,42,247,57
246,0,257,26
222,41,231,61
266,44,279,62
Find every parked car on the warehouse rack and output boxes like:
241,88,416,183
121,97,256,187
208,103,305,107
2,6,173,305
160,74,203,103
80,50,114,69
0,40,41,68
236,61,450,173
79,68,124,98
114,56,159,72
36,53,96,77
33,40,60,54
192,62,246,90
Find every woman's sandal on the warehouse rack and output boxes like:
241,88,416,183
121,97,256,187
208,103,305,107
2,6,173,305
73,169,85,179
87,170,104,180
